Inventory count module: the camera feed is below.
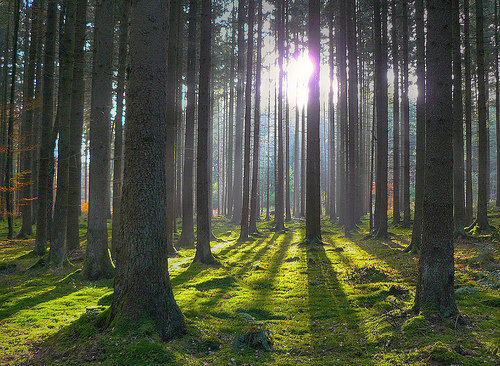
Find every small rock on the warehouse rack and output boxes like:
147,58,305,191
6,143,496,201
455,286,479,295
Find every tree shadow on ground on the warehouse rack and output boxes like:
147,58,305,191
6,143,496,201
305,243,373,364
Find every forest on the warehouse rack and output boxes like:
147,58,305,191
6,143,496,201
0,0,499,364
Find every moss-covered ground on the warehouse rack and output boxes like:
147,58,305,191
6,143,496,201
0,214,498,365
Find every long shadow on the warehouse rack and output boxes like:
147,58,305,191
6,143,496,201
170,262,206,287
305,244,373,364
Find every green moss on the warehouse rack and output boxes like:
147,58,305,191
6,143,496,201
424,341,460,363
401,315,431,337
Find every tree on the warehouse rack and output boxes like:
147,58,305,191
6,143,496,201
34,0,57,255
414,0,458,317
373,0,388,238
452,0,465,236
401,0,410,228
111,0,130,257
67,0,87,251
305,0,321,242
391,0,400,225
249,0,263,235
177,0,198,249
240,0,255,240
83,0,114,279
495,0,500,208
474,0,491,231
166,0,181,256
18,0,43,238
327,6,335,221
194,0,216,264
49,0,77,266
274,0,285,231
232,0,246,223
408,0,425,253
109,0,186,340
464,0,474,225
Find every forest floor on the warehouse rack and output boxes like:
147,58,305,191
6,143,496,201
0,213,499,365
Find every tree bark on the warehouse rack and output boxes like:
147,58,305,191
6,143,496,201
110,0,185,339
240,0,255,240
249,0,263,235
49,0,77,265
83,0,114,278
194,0,216,264
373,0,388,237
177,0,198,249
111,0,130,257
34,0,57,255
391,0,400,225
305,0,321,242
66,0,87,251
409,0,425,252
414,0,458,318
401,0,410,228
452,0,465,236
464,0,474,225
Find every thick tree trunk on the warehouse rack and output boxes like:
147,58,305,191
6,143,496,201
373,0,388,237
49,0,77,266
391,0,400,225
328,11,335,221
414,0,458,318
305,0,321,242
177,0,198,249
83,0,114,278
110,0,185,339
34,0,57,255
464,0,474,224
232,0,246,224
66,0,87,251
452,0,465,236
249,0,263,235
111,0,130,257
194,0,216,264
475,0,490,230
409,0,425,252
240,0,255,240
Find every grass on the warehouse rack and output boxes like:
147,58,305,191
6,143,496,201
0,214,498,365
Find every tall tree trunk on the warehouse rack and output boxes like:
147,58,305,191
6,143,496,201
267,86,271,220
34,0,57,255
346,0,359,232
249,0,263,234
194,0,216,264
495,0,500,208
177,0,198,249
240,0,255,240
66,0,87,251
373,0,388,237
475,0,491,230
408,0,425,252
110,0,185,339
83,0,114,278
401,0,410,228
336,0,347,226
414,0,458,317
18,0,42,238
226,11,236,218
111,0,130,257
4,0,21,239
328,12,335,221
464,0,474,224
49,0,77,265
274,0,285,231
232,0,246,224
305,0,321,242
165,0,180,256
391,0,400,225
300,105,305,217
452,0,465,235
